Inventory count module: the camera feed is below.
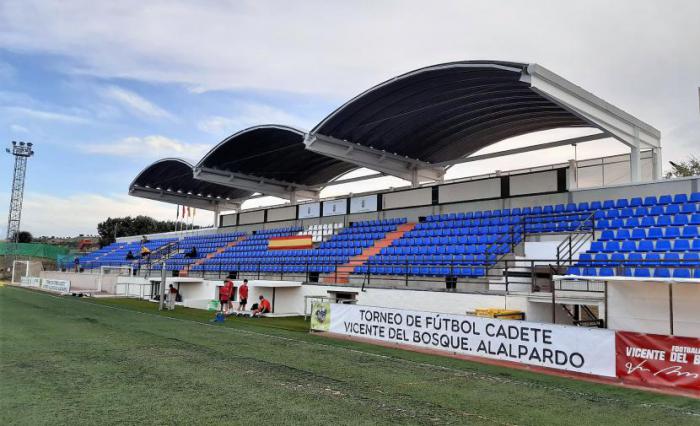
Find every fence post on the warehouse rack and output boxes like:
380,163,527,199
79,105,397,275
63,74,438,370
505,259,509,292
367,256,371,287
405,257,409,287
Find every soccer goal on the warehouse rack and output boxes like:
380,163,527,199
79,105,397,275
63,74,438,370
99,265,133,293
11,260,44,285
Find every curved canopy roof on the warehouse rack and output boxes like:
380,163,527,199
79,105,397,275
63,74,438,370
193,125,358,200
196,125,356,187
129,158,251,210
309,61,593,163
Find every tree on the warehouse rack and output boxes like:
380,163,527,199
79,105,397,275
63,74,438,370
10,230,33,243
96,215,199,247
665,155,700,179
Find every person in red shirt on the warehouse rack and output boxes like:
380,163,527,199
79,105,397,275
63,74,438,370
253,294,271,317
223,278,235,313
237,279,249,312
218,284,231,314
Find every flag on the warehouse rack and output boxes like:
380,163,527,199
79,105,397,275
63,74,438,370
192,208,196,217
182,205,186,218
186,206,190,217
176,204,180,220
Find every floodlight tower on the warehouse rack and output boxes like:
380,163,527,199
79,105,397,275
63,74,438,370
5,141,34,242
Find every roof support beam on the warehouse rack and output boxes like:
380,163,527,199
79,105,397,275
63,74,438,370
128,187,242,211
304,133,445,183
523,64,661,150
434,132,610,167
193,167,320,201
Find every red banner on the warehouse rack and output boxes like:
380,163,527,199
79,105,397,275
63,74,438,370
616,331,700,392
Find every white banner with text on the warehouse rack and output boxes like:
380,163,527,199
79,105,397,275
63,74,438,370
311,303,615,377
41,279,71,293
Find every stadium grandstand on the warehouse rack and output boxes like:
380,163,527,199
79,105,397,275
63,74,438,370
29,60,698,396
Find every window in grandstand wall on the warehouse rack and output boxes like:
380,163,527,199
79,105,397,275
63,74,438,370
327,291,357,304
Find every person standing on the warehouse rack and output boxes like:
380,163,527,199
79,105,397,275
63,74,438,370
73,256,80,273
238,279,249,312
218,283,231,315
224,278,235,313
167,284,178,311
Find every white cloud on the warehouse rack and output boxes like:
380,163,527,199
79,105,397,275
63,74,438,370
0,59,14,82
0,0,698,164
2,106,91,123
197,102,311,136
1,191,213,237
83,135,210,162
100,85,172,119
9,123,28,133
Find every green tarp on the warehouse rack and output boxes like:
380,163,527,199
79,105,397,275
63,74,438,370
0,242,70,259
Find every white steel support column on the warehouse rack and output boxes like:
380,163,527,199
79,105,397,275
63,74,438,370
568,159,578,190
630,144,641,183
213,207,221,228
652,147,663,180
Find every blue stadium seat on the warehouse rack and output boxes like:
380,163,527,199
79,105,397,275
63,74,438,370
594,253,608,265
630,197,643,207
657,216,672,227
673,268,691,279
673,214,689,226
648,206,664,216
681,204,696,214
630,228,646,240
637,240,654,252
658,195,672,205
620,241,636,253
634,268,651,278
643,196,657,206
684,252,700,265
641,217,656,227
690,214,700,226
645,253,661,266
664,227,681,239
599,267,615,277
654,268,670,278
615,229,630,240
611,253,625,264
599,230,614,241
672,194,688,204
682,226,698,238
672,239,690,252
615,199,628,209
691,192,700,203
602,241,618,253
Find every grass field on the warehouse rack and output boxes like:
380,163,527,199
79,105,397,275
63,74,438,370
1,286,699,425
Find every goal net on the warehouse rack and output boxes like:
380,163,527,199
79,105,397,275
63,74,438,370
11,260,44,284
99,265,134,293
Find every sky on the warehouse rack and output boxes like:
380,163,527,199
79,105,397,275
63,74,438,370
0,0,698,237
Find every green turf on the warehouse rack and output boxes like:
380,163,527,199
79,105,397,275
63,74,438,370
1,287,699,425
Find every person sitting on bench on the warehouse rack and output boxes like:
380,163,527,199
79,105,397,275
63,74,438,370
184,246,198,258
125,250,136,260
252,295,271,317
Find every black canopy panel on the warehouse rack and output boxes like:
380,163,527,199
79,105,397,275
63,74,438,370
310,61,590,164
